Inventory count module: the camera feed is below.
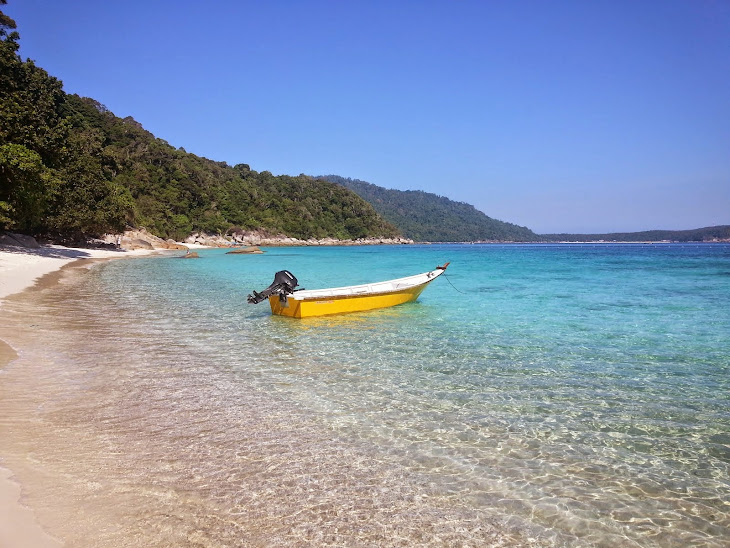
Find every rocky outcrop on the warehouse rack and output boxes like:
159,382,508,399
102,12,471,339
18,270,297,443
127,238,154,250
99,228,414,250
165,239,188,250
0,232,41,248
2,228,412,252
102,229,188,251
184,233,235,247
180,251,199,259
188,230,414,247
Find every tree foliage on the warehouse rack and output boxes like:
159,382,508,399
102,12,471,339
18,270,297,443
0,142,55,231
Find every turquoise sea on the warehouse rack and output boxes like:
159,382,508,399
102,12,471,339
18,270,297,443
2,243,729,546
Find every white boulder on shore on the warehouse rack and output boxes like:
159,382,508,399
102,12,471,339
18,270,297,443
100,228,188,251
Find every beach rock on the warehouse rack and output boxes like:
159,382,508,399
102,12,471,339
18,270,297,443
219,229,415,247
226,246,264,254
0,233,41,248
105,228,414,249
100,228,191,250
0,233,21,247
127,238,154,250
185,232,236,248
181,251,199,258
165,239,188,250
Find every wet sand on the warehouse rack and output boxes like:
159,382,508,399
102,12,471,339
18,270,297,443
1,336,63,548
0,465,62,548
0,246,158,548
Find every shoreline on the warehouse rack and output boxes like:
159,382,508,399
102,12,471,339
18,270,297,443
0,243,165,548
0,244,169,301
0,337,55,547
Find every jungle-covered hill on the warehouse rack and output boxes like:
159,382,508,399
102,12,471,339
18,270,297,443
0,4,398,241
318,175,539,242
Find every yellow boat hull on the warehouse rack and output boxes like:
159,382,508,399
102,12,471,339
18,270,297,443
268,282,430,318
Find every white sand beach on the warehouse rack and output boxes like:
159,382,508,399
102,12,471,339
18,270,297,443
0,243,161,547
0,245,157,300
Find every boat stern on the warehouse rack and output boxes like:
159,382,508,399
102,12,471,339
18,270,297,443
268,294,303,318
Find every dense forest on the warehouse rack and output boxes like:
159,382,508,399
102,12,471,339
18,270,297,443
0,3,398,241
318,175,538,242
542,225,730,243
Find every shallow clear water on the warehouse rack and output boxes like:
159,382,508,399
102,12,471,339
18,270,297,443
2,243,729,546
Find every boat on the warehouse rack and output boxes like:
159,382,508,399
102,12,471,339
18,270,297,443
247,263,449,318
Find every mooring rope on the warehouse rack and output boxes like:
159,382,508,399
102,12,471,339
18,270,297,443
443,271,468,295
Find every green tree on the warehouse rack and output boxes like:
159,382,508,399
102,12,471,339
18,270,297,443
1,1,69,231
0,23,69,169
0,0,16,40
46,125,133,235
0,143,55,231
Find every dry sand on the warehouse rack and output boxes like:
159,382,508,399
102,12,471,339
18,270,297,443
0,244,161,547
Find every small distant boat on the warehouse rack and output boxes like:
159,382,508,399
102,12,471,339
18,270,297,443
247,263,449,318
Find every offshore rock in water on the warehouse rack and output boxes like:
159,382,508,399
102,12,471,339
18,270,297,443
226,246,264,254
180,251,199,258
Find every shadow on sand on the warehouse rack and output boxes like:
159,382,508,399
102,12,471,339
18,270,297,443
0,245,127,260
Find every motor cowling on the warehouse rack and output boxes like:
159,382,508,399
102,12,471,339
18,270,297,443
247,270,298,304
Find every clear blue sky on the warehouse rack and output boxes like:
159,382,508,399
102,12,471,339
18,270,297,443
6,0,730,233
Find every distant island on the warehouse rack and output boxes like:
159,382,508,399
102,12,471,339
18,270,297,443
541,226,730,243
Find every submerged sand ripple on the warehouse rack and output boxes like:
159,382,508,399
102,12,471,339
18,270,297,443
0,264,553,547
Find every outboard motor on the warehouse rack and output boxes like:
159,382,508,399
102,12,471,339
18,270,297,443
247,270,298,304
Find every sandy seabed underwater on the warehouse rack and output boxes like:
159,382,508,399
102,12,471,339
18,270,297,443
1,243,728,547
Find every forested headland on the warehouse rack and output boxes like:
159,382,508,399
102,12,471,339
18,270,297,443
0,3,398,242
319,173,728,243
318,176,539,242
